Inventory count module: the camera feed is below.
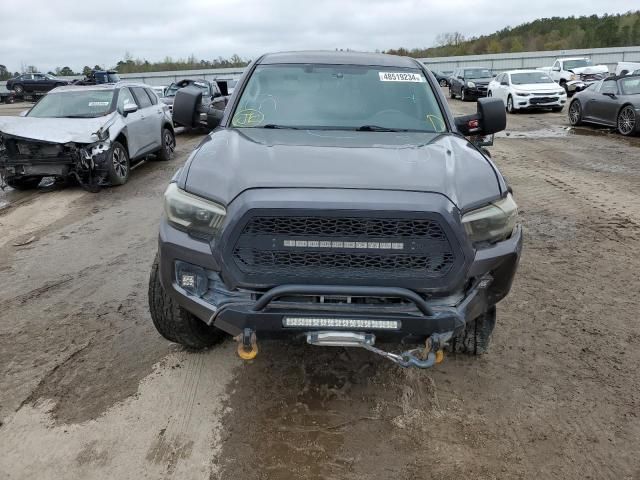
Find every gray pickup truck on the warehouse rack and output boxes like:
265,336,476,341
148,51,522,369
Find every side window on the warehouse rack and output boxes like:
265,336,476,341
34,74,45,80
496,74,503,83
600,80,618,95
144,88,158,105
117,87,137,112
553,61,560,70
131,87,152,108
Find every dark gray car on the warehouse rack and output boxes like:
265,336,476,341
148,51,522,369
449,67,493,101
568,74,640,136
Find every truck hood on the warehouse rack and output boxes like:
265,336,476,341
0,114,115,144
184,128,503,210
569,65,608,75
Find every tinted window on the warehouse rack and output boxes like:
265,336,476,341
620,77,640,95
145,88,158,104
131,86,152,108
600,80,618,95
464,69,492,78
232,64,446,132
117,87,137,112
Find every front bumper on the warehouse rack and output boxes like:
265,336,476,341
158,218,523,342
514,93,567,109
463,86,488,98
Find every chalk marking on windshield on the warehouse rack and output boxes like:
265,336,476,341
232,109,265,127
88,101,110,107
426,115,446,132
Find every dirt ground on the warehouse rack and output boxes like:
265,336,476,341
0,93,639,480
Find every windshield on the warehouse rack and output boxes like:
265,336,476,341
564,59,592,70
510,72,554,85
231,64,446,132
620,77,640,95
165,81,210,97
45,74,57,80
95,72,120,83
27,90,115,118
465,69,492,79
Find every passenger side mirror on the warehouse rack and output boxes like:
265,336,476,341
206,109,225,130
501,80,508,86
122,103,138,116
454,97,507,137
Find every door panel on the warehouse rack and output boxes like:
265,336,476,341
117,88,145,158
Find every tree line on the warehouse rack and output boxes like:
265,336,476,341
386,11,640,58
0,54,249,80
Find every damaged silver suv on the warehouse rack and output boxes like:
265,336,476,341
0,83,175,191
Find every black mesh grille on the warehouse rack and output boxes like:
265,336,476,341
242,216,447,239
231,214,457,283
233,248,454,279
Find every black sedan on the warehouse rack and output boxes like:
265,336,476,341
6,73,69,95
568,75,640,136
430,70,450,87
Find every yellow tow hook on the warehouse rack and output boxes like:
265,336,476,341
235,328,258,360
435,349,445,364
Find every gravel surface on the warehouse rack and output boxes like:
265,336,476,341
0,96,639,479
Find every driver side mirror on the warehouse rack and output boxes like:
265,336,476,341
454,97,507,136
206,108,225,130
122,103,138,116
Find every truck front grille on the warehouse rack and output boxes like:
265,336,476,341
230,214,458,285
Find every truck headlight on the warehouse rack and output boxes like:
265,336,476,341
462,194,518,245
164,183,226,238
467,81,476,88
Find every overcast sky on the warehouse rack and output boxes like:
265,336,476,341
1,0,635,73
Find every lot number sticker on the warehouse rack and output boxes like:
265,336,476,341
379,72,425,82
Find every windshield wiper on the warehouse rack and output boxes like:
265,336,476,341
356,125,407,132
262,124,299,129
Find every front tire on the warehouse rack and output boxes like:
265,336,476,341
568,100,582,126
460,88,466,102
448,307,496,355
617,106,636,136
156,127,175,161
148,255,225,349
106,141,130,185
449,87,455,99
506,95,515,113
5,175,42,190
439,79,447,87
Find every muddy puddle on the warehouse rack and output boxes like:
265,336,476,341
497,125,640,146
